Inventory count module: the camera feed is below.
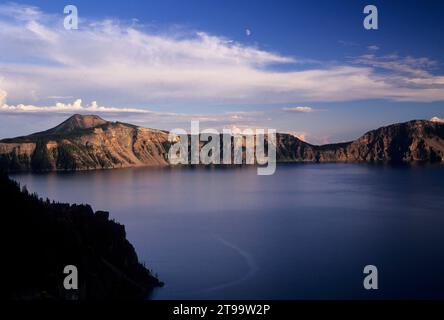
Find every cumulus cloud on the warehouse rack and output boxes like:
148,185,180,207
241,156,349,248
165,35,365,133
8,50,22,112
0,3,444,109
431,116,444,123
0,98,150,113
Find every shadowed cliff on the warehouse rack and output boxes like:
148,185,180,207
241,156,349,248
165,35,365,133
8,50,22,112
2,172,163,300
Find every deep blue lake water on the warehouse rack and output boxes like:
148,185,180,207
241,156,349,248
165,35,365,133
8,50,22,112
12,164,444,299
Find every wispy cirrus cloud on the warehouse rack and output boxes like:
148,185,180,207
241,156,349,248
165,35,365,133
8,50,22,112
353,53,437,77
367,45,379,51
282,106,315,113
1,3,444,109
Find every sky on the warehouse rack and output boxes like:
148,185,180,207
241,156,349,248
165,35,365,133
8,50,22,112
0,0,443,143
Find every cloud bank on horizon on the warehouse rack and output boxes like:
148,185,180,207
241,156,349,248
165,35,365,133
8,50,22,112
0,94,316,133
1,2,444,112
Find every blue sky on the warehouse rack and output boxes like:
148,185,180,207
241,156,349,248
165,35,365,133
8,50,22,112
0,0,443,143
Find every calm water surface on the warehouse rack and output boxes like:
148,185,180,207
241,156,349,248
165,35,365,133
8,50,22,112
12,164,444,299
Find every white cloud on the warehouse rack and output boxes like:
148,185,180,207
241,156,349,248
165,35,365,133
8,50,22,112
367,45,379,51
282,106,315,113
431,116,444,123
353,54,437,77
0,98,150,113
0,3,444,108
47,95,74,99
0,3,42,21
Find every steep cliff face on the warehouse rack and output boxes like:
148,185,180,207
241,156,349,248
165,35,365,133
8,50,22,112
0,142,36,171
342,120,444,162
312,120,444,162
0,115,443,172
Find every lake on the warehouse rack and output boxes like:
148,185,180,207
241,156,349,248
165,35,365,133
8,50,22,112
11,163,444,299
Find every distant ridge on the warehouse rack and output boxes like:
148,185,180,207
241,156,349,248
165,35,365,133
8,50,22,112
0,115,443,172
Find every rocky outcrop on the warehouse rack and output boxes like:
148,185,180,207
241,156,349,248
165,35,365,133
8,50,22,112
308,120,444,162
339,120,444,162
0,115,443,172
2,172,163,300
0,115,171,171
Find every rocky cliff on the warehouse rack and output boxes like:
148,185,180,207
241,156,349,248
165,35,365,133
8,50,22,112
309,120,444,162
0,115,443,172
337,120,444,162
0,114,171,171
